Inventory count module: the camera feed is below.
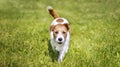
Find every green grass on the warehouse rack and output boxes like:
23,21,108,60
0,0,120,67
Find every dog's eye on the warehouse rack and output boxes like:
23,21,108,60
62,31,66,34
55,31,58,34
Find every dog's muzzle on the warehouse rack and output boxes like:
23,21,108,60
57,38,63,44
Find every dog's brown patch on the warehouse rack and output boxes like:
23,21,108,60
56,19,64,23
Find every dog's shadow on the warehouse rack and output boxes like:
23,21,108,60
47,40,59,62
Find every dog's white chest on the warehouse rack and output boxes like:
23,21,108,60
51,40,63,51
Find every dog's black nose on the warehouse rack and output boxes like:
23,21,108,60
58,38,62,41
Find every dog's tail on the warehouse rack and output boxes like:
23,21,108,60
47,6,59,19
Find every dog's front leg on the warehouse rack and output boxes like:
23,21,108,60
58,49,66,63
58,51,64,63
58,43,69,63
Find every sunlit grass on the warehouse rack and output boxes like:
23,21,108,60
0,0,120,67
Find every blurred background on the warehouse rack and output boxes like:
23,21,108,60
0,0,120,67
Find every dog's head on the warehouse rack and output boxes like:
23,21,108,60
50,23,70,44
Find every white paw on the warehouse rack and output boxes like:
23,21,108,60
58,58,63,63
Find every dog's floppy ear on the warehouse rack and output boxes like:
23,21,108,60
50,25,55,31
64,23,70,31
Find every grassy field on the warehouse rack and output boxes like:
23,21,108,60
0,0,120,67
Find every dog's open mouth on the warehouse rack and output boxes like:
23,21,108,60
57,42,63,44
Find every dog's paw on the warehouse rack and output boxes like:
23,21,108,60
58,58,63,63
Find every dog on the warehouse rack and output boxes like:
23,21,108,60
47,6,70,63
